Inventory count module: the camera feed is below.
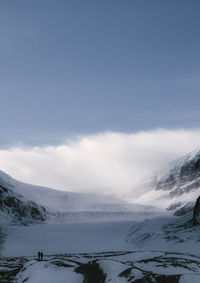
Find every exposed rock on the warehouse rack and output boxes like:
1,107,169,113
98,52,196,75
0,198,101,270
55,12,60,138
154,151,200,195
75,260,106,283
0,227,5,256
0,185,48,225
139,150,200,210
193,196,200,225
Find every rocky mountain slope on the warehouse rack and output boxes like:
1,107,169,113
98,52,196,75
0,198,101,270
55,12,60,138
0,184,47,225
0,171,48,225
136,149,200,210
125,149,200,265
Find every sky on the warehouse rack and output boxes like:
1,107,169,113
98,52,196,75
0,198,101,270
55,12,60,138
0,0,200,145
1,1,200,195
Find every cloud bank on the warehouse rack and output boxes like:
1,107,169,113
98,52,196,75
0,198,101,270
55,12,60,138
1,129,200,198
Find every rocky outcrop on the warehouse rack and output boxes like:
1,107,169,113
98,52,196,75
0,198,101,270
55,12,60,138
193,196,200,226
0,185,48,225
137,150,200,210
155,156,200,195
154,151,200,196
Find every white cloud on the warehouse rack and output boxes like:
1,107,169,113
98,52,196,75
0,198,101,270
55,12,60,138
1,129,200,197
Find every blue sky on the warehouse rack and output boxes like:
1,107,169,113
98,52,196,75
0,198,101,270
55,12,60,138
1,0,200,146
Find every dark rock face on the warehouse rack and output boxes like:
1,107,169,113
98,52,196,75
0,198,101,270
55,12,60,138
0,257,27,283
193,196,200,226
180,156,200,180
0,227,5,254
75,261,106,283
119,270,180,283
154,152,200,201
0,185,48,224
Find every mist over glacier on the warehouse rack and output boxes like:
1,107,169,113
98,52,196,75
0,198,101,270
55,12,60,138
1,129,200,198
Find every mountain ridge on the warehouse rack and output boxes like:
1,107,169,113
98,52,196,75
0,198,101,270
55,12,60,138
136,149,200,210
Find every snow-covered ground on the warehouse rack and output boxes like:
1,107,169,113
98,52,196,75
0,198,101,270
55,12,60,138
2,208,200,282
128,215,200,256
2,250,200,283
2,221,134,257
15,259,84,283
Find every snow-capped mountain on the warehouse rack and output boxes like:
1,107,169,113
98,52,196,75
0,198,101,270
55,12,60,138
0,170,118,212
2,147,200,225
136,149,200,210
126,150,200,266
0,170,160,225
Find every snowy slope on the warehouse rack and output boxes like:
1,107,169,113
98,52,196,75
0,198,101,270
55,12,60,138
125,149,200,261
0,170,161,224
0,182,48,225
0,170,119,212
127,196,200,259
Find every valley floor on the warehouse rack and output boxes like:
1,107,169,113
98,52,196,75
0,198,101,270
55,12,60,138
2,221,134,257
1,210,200,282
